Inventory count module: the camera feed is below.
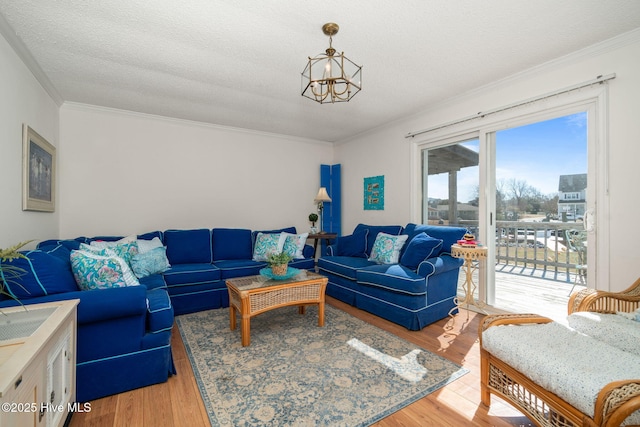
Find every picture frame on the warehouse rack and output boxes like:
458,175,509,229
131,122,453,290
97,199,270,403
364,175,384,210
22,124,56,212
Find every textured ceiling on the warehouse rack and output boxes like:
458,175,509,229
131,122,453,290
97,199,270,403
1,0,640,142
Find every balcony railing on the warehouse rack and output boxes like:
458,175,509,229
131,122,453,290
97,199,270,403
458,220,585,282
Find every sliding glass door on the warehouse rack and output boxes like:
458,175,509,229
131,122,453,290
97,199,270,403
418,105,600,317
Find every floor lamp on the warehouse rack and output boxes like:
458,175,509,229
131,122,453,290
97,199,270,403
314,187,332,233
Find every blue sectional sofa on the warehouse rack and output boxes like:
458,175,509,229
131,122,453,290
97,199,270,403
317,223,467,330
0,225,314,402
0,234,174,402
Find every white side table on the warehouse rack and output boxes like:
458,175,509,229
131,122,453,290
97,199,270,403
449,244,488,320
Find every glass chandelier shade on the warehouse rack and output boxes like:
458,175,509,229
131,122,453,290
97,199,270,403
301,23,362,104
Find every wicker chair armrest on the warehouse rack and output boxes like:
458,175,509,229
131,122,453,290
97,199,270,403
478,313,552,345
593,380,640,427
569,278,640,315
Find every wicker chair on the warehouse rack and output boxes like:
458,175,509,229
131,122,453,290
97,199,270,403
479,278,640,427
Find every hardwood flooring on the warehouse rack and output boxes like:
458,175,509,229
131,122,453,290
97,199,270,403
68,297,534,426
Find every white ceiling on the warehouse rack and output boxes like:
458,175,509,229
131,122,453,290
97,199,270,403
2,1,640,142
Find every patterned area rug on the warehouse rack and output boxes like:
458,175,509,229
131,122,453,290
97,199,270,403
176,304,468,426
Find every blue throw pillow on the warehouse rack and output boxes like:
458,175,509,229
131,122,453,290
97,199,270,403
130,247,171,278
400,233,443,271
1,250,78,299
336,230,368,258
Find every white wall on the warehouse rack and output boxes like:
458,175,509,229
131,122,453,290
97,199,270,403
0,32,59,249
335,31,640,291
59,104,333,237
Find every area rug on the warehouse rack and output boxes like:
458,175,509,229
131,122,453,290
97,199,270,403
176,304,468,426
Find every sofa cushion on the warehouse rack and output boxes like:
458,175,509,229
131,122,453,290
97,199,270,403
162,263,221,286
282,232,309,259
317,256,376,280
1,250,78,299
213,259,266,279
138,273,167,290
567,311,640,357
252,232,286,261
335,230,368,258
39,244,72,262
70,250,140,290
353,224,403,255
137,230,163,242
400,233,443,271
164,229,212,264
130,247,171,279
356,264,427,295
368,233,408,264
212,228,253,260
482,321,640,422
403,224,466,254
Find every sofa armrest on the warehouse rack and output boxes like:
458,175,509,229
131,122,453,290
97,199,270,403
417,254,463,277
76,286,149,324
478,313,553,347
0,286,148,324
139,273,167,290
325,244,337,256
568,277,640,314
593,380,640,426
146,288,174,333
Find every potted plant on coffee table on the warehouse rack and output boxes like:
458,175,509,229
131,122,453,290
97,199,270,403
267,251,293,276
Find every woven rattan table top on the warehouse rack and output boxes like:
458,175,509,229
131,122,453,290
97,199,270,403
226,270,326,292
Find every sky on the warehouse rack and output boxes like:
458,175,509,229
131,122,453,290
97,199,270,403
428,112,588,203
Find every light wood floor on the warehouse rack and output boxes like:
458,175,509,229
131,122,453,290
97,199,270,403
68,297,534,427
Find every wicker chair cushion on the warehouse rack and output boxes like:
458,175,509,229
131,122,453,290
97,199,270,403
567,312,640,357
482,321,640,423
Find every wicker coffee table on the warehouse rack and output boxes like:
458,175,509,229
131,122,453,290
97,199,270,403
225,270,328,346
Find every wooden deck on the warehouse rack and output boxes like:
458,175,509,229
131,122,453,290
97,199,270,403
458,263,586,323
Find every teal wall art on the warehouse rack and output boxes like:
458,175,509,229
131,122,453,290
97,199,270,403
364,175,384,210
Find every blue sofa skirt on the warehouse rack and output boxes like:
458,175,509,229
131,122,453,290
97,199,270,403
76,341,174,402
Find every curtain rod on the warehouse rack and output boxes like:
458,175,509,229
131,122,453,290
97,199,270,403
405,73,616,139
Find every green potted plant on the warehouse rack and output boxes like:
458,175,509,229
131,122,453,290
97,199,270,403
0,240,32,305
267,251,293,276
308,213,319,234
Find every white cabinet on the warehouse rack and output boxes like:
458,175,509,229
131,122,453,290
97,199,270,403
0,300,78,427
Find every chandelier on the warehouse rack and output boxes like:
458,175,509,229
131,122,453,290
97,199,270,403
301,23,362,104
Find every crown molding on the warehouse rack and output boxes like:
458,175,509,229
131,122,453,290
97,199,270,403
0,13,63,106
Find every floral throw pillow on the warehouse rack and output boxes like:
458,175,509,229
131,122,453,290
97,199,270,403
368,232,409,264
281,232,309,259
70,250,140,290
86,241,139,266
252,232,286,262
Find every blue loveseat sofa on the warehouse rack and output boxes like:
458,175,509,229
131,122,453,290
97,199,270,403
0,225,314,402
317,223,467,330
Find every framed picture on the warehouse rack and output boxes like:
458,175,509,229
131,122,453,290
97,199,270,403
22,124,56,212
364,175,384,210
